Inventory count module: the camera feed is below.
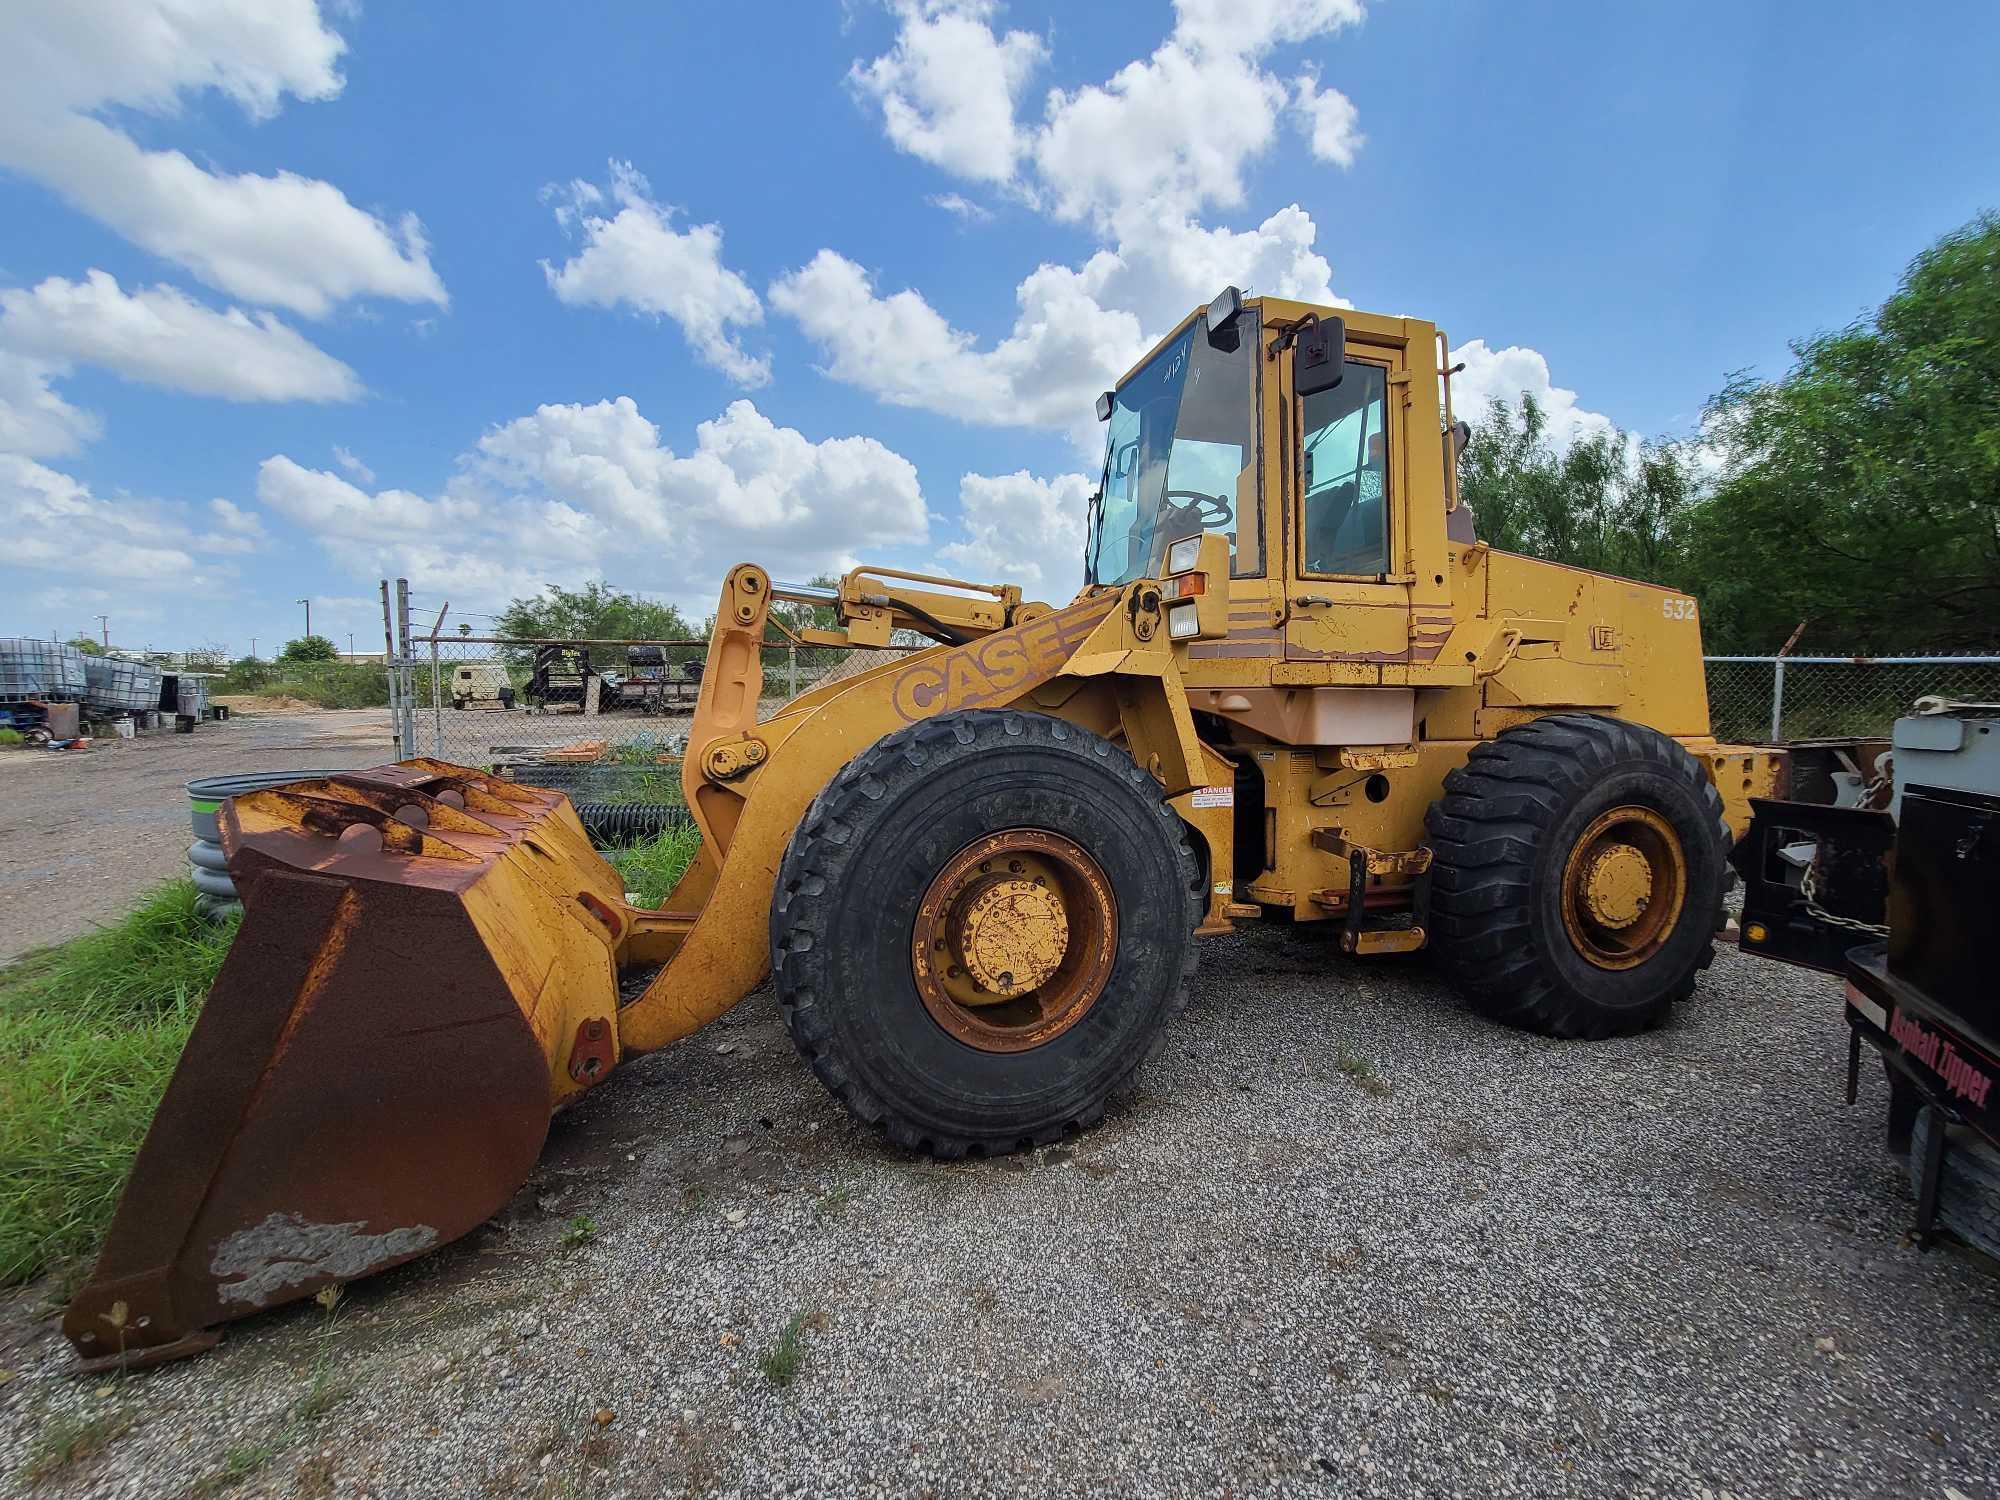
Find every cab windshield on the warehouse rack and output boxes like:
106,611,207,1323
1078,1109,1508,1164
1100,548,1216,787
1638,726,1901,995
1087,312,1257,586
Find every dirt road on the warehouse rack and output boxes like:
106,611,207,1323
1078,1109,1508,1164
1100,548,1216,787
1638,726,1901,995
0,710,394,964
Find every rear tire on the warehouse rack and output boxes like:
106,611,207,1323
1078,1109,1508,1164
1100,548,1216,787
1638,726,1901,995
1424,713,1728,1039
771,710,1201,1157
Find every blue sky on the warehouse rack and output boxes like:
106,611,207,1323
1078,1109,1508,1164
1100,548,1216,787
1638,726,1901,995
3,0,1996,657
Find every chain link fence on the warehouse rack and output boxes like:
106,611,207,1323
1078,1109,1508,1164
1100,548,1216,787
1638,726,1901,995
1705,655,2000,744
388,631,908,788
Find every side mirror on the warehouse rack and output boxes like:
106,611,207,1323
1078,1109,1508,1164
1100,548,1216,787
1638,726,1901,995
1450,419,1471,456
1095,390,1115,422
1294,315,1346,395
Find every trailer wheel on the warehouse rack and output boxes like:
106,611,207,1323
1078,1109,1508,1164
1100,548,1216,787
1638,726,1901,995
771,710,1202,1158
1423,713,1728,1039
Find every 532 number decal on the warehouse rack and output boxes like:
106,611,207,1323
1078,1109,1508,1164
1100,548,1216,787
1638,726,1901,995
1661,596,1697,620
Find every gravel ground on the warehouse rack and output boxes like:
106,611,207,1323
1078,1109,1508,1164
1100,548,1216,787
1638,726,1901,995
3,930,1995,1499
0,709,394,964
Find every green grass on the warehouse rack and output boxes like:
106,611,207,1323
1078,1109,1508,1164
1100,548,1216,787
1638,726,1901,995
814,1182,859,1217
760,1309,822,1388
562,1213,598,1248
607,824,702,906
597,739,688,807
1334,1044,1391,1098
212,659,389,709
0,728,24,747
20,1409,133,1483
189,1439,282,1497
0,881,236,1285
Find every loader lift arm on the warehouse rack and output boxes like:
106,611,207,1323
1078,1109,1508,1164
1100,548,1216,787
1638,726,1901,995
614,561,1211,1054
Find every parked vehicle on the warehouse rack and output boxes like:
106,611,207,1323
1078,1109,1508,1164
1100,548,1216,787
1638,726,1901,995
449,661,515,710
1735,703,2000,1257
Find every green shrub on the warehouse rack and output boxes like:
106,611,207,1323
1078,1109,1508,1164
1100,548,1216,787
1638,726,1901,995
0,882,236,1284
0,728,24,747
213,659,389,709
607,825,702,906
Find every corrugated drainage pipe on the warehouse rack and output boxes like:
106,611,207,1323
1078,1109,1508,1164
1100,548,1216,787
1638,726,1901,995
187,770,343,918
571,802,690,845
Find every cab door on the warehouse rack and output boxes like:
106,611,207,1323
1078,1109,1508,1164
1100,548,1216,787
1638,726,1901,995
1283,336,1414,673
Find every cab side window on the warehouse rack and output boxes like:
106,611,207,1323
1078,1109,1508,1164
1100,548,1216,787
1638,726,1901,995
1300,361,1390,577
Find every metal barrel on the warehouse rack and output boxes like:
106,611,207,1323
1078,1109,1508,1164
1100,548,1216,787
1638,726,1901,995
68,761,634,1370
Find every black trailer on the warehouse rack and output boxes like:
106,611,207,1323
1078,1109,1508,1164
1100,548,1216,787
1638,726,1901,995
1735,710,2000,1255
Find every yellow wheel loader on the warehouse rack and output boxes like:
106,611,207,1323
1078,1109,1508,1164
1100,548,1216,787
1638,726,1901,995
65,290,1783,1368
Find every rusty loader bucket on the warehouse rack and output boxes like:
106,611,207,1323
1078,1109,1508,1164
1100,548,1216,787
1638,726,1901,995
63,761,632,1369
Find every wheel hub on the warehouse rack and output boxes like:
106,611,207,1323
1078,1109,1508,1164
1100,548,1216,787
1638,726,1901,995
1559,805,1688,971
954,877,1068,996
911,829,1118,1053
1582,843,1653,928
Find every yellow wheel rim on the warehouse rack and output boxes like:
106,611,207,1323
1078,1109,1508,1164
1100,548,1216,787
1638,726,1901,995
1559,805,1687,970
911,829,1118,1053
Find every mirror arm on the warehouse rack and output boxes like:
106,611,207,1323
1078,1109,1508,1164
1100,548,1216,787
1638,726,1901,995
1266,311,1319,362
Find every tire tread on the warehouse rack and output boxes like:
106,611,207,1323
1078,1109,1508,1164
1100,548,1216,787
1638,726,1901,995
771,710,1200,1158
1423,713,1729,1039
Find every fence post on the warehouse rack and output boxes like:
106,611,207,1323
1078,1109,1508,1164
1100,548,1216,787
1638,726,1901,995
430,638,445,756
395,578,417,757
380,578,402,757
1770,658,1786,743
788,644,797,699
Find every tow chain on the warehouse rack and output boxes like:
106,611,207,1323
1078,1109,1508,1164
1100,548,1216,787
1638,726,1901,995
1800,859,1890,937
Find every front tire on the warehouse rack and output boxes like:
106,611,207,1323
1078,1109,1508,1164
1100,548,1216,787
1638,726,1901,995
1424,713,1728,1039
771,710,1201,1157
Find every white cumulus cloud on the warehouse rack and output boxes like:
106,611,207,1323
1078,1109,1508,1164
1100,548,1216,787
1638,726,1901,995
851,0,1369,227
0,0,447,319
849,1,1046,186
1450,339,1619,452
0,452,238,586
541,162,768,387
1294,73,1363,167
332,445,375,484
773,204,1339,448
938,469,1092,602
256,399,929,610
0,353,101,460
0,271,362,402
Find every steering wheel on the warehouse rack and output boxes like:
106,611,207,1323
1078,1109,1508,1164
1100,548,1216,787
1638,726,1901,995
1165,489,1234,531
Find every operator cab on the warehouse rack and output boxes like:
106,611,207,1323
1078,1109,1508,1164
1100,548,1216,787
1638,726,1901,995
1082,287,1473,693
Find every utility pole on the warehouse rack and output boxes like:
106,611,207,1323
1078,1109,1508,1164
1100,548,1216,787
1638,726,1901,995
96,614,109,647
297,597,312,640
347,631,355,659
250,637,257,660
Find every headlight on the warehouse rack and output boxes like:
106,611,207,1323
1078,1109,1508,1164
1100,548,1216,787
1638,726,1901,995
1167,601,1200,639
1165,536,1202,576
